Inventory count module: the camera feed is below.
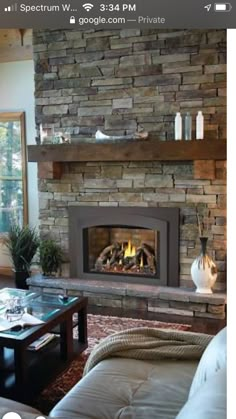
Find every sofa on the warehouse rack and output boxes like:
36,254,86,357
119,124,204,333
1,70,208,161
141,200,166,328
0,327,226,419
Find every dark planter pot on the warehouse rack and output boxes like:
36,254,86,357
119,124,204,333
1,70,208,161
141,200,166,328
14,271,30,290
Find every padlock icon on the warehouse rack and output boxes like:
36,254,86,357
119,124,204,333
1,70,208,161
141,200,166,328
70,16,75,24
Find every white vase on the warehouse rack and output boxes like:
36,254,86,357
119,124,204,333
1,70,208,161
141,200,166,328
191,237,217,294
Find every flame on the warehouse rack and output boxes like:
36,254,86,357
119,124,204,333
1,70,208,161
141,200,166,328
124,240,136,258
119,259,122,265
140,255,144,268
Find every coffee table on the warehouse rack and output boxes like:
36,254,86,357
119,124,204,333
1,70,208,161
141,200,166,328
0,288,88,403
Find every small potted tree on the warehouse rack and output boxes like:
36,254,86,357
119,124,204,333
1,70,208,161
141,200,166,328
39,239,62,277
4,224,39,289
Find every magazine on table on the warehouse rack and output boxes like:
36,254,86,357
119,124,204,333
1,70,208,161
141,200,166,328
0,313,44,332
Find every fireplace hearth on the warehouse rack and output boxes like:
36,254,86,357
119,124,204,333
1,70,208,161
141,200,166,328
69,207,179,286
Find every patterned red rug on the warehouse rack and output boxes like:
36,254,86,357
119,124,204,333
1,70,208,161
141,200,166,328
35,314,191,414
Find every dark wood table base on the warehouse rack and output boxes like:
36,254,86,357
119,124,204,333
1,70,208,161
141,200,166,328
0,296,88,403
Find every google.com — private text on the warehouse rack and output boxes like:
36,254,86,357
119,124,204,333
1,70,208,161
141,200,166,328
76,16,165,25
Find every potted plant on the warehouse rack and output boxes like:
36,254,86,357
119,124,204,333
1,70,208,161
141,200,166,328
39,239,62,277
4,224,39,289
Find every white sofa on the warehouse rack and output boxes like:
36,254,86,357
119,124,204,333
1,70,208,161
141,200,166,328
50,327,226,419
0,327,226,419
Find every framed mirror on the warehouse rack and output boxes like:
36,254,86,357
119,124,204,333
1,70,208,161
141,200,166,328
0,112,28,233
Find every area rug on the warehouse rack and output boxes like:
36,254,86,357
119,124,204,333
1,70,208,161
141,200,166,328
35,314,191,414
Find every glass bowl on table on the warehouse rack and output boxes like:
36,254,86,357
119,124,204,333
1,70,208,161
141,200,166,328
5,296,24,322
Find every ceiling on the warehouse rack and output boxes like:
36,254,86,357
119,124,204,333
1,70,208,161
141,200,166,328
0,29,33,63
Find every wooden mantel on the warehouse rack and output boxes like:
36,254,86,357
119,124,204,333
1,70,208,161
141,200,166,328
28,139,226,163
28,139,226,180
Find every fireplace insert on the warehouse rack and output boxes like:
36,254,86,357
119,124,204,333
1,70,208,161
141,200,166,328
69,207,179,286
88,226,158,277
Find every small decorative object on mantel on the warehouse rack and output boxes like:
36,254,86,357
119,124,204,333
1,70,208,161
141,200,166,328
40,124,54,144
174,112,182,140
95,128,149,142
54,129,71,144
184,112,192,141
191,209,217,294
196,111,204,140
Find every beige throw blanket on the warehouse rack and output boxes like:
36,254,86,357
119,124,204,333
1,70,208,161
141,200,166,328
83,327,212,376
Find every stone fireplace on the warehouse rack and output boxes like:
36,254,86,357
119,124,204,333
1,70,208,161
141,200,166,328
34,158,226,293
29,158,227,318
28,28,227,319
69,206,179,286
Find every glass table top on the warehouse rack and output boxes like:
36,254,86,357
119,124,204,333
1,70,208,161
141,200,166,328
0,288,79,337
34,293,78,306
0,306,60,336
0,288,37,308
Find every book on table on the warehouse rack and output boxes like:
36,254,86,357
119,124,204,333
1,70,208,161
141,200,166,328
28,333,55,351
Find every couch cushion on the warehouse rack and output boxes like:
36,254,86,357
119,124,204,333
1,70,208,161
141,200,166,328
189,327,226,398
176,367,226,419
50,357,197,419
0,397,41,414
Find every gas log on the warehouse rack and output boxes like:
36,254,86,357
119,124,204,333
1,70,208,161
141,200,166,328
94,242,156,275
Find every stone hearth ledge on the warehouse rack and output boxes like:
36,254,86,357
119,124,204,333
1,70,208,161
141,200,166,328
28,275,226,319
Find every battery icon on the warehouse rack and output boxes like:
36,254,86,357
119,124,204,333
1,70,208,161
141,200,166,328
214,3,232,11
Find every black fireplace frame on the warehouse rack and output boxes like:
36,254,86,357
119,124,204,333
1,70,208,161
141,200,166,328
69,206,179,286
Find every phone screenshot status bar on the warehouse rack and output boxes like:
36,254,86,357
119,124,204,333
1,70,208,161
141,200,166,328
0,0,235,28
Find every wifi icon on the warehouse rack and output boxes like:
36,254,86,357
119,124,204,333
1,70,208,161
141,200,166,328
83,3,94,12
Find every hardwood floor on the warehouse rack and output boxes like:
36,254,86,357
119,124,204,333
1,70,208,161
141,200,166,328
0,276,14,288
0,275,226,335
89,305,226,335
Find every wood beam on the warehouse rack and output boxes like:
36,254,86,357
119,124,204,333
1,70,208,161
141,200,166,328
0,29,32,63
194,160,216,180
28,139,227,163
38,162,63,180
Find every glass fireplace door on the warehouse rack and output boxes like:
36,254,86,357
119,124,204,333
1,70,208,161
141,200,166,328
84,225,159,279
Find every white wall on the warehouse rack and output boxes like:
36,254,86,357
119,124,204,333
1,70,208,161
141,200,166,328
0,60,38,267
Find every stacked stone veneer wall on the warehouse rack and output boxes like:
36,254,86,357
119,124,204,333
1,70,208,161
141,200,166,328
33,28,226,139
33,29,226,291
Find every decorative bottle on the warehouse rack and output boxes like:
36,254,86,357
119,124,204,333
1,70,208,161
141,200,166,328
191,237,218,294
184,113,192,140
196,111,204,140
175,112,182,140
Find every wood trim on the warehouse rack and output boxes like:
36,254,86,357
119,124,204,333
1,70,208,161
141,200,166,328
0,112,25,120
28,139,227,163
0,111,28,226
20,112,29,225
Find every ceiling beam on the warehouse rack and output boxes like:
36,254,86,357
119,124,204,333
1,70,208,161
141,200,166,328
0,29,33,63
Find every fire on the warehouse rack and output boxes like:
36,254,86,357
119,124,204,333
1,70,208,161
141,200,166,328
124,240,136,258
140,254,144,268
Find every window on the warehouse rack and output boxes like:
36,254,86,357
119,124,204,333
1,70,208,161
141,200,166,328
0,112,28,233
